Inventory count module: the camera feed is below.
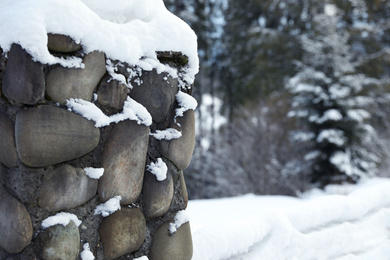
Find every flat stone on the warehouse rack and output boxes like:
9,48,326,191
130,70,178,123
40,222,80,260
149,219,193,260
47,33,82,53
97,75,128,110
2,44,45,105
98,120,148,205
159,110,196,170
0,187,33,253
0,112,18,168
46,51,106,105
142,164,174,219
15,105,100,167
39,165,98,212
99,208,146,259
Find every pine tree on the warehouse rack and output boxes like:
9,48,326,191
287,3,380,187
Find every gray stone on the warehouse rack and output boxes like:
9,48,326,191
0,187,33,254
179,171,189,209
130,70,178,123
46,51,106,104
142,165,174,219
159,110,196,170
40,222,80,260
99,208,146,259
2,44,45,105
149,219,193,260
38,165,98,212
97,75,128,110
0,112,18,168
47,33,82,53
98,120,148,205
15,105,100,167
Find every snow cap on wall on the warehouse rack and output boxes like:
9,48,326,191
0,0,199,84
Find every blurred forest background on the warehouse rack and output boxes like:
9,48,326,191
164,0,390,199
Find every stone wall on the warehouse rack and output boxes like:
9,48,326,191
0,34,195,260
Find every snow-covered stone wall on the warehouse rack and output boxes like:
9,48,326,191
0,1,198,259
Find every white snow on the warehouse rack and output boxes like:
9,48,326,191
150,128,182,140
80,243,95,260
66,96,152,127
41,212,82,229
133,257,149,260
84,167,104,179
94,195,122,217
147,158,168,181
187,178,390,260
169,210,190,234
0,0,198,85
175,91,198,118
317,129,347,146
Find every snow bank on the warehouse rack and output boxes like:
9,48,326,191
0,0,198,85
41,212,82,229
188,178,390,260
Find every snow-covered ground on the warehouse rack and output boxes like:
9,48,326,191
187,178,390,260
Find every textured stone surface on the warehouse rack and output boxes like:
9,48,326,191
0,112,18,168
179,171,189,209
159,110,196,170
40,222,80,260
38,165,98,212
130,71,178,123
142,167,174,219
15,105,100,167
99,208,146,259
149,220,193,260
97,75,128,110
47,33,82,53
0,187,33,253
46,51,106,104
2,44,45,105
98,120,149,205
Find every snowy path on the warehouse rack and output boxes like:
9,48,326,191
187,178,390,260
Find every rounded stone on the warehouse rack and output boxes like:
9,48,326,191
98,120,149,205
46,51,106,105
0,112,18,168
0,187,33,254
38,165,98,212
2,44,45,105
47,33,82,53
149,219,193,260
97,75,128,110
130,70,178,123
40,222,80,260
142,167,174,219
159,110,196,170
99,208,146,259
15,105,100,167
179,171,189,209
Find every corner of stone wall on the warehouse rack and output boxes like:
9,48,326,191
0,34,195,260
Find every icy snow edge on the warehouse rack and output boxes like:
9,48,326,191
0,0,199,85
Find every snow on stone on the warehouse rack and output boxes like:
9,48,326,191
80,243,95,260
94,195,122,217
150,128,182,140
105,59,128,87
0,0,199,84
133,256,149,260
66,96,152,127
316,129,346,146
175,91,198,118
84,167,104,179
188,178,390,260
41,212,82,229
147,158,168,181
169,210,190,234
